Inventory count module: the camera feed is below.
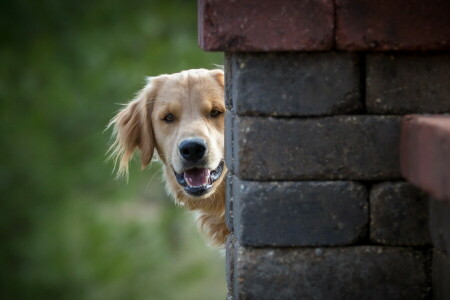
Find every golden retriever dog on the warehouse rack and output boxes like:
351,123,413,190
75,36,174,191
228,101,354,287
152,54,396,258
108,69,228,246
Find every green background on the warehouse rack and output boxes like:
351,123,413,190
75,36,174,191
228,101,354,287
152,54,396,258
0,0,226,299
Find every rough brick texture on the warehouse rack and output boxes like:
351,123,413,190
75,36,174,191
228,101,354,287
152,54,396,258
225,172,233,232
233,116,401,180
367,54,450,114
401,115,450,202
229,52,362,116
336,0,450,50
232,178,368,246
224,111,234,174
233,243,431,300
429,199,450,255
225,235,235,298
370,182,430,246
224,52,233,110
202,2,449,297
433,250,450,300
198,0,334,51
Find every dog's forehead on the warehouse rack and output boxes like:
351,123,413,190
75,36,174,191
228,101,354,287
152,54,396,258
157,70,222,104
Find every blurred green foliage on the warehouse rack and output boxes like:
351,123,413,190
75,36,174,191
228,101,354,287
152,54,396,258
0,1,225,299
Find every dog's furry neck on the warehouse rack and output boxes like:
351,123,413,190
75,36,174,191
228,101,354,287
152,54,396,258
162,165,229,247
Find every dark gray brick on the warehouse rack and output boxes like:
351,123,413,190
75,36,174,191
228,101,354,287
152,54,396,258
429,198,450,255
233,244,431,300
225,52,233,110
233,116,401,180
225,235,235,298
367,54,450,114
224,111,234,174
232,178,368,246
225,172,233,232
229,52,362,117
370,182,431,246
433,250,450,300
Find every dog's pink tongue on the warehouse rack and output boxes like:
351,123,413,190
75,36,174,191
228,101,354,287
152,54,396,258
184,168,210,187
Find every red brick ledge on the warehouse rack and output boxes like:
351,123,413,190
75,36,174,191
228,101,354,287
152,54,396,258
198,0,334,51
336,0,450,51
198,0,450,51
401,115,450,202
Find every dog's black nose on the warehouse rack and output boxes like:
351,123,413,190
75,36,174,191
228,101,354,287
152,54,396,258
179,139,207,162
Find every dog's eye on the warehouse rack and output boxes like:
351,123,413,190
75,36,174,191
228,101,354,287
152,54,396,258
210,110,222,117
163,113,174,123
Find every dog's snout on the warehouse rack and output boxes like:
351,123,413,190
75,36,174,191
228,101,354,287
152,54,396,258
179,139,207,162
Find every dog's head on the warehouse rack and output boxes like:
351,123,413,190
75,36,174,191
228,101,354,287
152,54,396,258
109,69,225,202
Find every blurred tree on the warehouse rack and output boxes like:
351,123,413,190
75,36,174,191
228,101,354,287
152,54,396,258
0,1,225,299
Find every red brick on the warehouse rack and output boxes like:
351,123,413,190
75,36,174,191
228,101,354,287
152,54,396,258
336,0,450,50
198,0,334,51
401,115,450,202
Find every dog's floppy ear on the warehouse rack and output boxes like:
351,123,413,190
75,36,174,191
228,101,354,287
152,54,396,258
210,69,224,87
108,77,162,177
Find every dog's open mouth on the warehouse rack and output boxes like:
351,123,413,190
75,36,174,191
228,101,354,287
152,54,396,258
174,160,224,196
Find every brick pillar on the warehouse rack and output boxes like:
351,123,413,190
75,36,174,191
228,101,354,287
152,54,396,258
199,0,450,299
